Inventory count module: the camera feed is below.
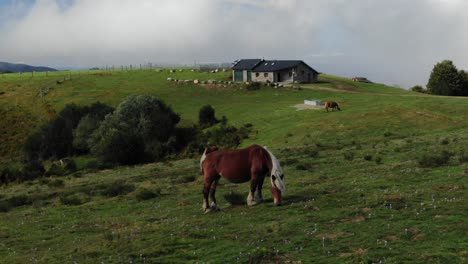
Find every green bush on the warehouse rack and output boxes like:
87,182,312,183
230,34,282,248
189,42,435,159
199,105,218,128
48,179,65,188
246,82,261,90
418,150,453,168
0,160,45,184
375,156,383,165
343,151,354,161
60,193,88,205
296,163,313,171
102,181,135,197
135,188,160,201
8,194,32,207
0,200,12,212
23,102,113,160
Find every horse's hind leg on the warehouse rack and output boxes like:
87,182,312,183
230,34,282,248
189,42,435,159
209,176,221,211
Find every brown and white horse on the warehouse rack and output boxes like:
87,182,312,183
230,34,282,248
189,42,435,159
324,101,341,112
200,144,285,213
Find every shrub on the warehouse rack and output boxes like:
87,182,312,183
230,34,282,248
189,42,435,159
0,200,11,212
375,156,383,165
283,158,299,166
410,85,427,93
343,151,354,161
45,159,77,176
8,194,32,207
174,174,196,184
48,179,65,188
440,138,450,145
199,105,218,128
60,193,88,205
418,150,453,168
364,154,373,161
135,188,160,201
246,82,261,90
102,181,135,197
457,150,468,163
1,160,45,184
202,124,252,149
23,102,113,160
295,162,313,171
0,164,22,185
21,160,45,181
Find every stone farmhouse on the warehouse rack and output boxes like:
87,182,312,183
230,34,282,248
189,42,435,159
232,59,319,83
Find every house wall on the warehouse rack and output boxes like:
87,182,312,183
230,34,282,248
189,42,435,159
276,69,294,82
251,72,274,82
294,64,318,83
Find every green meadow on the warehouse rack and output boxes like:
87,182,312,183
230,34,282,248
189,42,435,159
0,69,467,263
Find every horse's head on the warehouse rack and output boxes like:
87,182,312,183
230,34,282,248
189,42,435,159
263,146,286,206
271,173,285,206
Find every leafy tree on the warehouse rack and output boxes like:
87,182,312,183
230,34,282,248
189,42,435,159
23,102,113,160
427,60,463,96
199,105,218,128
459,70,468,96
91,95,180,165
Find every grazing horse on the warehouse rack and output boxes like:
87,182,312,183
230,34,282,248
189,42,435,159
324,101,341,112
200,144,285,213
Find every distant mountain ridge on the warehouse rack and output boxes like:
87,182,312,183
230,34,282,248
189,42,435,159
0,61,57,73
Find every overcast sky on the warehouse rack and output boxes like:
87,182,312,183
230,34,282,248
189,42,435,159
1,0,467,88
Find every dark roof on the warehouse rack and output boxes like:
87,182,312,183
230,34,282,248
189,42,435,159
253,60,318,73
231,59,263,70
232,59,318,74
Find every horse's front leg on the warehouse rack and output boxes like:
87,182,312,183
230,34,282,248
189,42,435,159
255,175,265,203
202,180,212,212
209,177,221,211
247,178,259,206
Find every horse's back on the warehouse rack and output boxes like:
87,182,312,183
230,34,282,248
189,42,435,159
203,145,269,183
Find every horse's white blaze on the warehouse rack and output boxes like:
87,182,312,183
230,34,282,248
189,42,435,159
200,148,208,172
263,146,285,193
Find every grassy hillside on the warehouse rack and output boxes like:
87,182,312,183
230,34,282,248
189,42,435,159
0,70,467,263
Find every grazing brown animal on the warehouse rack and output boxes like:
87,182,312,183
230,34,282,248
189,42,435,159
324,101,341,112
200,144,285,213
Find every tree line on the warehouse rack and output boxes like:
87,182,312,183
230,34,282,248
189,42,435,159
1,95,252,185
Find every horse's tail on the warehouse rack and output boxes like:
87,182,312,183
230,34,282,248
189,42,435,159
200,148,208,174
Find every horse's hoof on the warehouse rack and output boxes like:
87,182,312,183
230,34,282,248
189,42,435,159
210,204,221,211
204,208,212,214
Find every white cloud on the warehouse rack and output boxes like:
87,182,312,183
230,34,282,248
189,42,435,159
0,0,467,87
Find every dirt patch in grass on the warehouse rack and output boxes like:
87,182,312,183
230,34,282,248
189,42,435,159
293,104,323,111
341,215,366,223
316,232,353,239
385,235,399,241
338,248,368,257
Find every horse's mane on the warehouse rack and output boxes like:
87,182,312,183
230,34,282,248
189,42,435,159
200,146,219,173
200,148,208,173
262,146,286,193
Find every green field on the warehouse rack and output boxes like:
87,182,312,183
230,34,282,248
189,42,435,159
0,69,467,263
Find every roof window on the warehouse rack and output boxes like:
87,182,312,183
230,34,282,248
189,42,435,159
271,62,275,65
264,63,268,66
